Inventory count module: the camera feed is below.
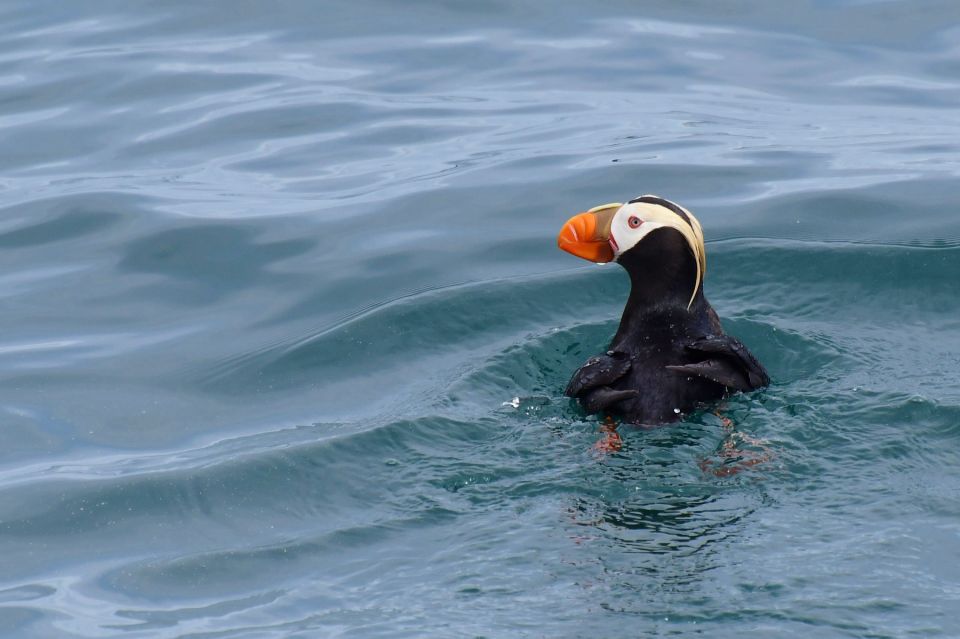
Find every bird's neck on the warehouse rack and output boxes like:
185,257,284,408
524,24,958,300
609,271,707,353
607,230,706,353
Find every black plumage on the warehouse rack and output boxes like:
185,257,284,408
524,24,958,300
562,203,769,425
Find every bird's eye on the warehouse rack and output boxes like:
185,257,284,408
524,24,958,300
628,216,643,229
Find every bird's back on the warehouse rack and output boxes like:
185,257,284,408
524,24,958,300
606,303,727,423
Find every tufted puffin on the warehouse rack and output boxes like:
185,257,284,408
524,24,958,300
558,195,769,425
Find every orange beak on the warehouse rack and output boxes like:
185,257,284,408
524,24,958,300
557,205,619,263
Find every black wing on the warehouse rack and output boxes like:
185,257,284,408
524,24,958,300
565,352,632,397
565,351,637,414
665,335,770,392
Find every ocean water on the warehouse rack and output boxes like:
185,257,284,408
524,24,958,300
1,0,959,636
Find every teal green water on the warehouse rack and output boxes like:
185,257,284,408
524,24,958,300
1,1,960,636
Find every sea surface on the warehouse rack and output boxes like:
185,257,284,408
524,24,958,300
1,1,959,637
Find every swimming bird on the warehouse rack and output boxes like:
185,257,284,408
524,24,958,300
557,195,769,425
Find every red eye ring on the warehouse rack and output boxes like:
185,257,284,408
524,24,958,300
628,216,643,229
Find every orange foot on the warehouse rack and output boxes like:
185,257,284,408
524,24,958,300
592,416,622,455
713,409,734,430
700,428,774,477
699,451,770,477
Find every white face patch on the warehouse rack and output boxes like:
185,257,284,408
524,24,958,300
608,196,707,309
609,212,669,257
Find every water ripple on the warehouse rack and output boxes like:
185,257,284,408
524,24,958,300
1,0,960,636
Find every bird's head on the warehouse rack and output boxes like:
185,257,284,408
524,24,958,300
557,195,707,309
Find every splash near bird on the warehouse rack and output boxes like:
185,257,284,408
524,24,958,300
558,195,769,425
